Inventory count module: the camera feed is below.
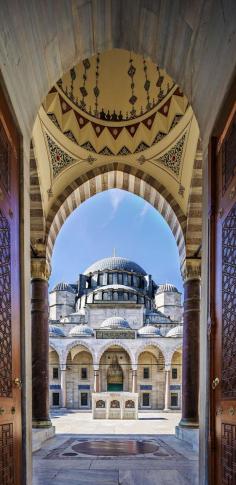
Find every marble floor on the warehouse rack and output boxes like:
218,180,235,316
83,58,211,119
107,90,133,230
33,411,198,485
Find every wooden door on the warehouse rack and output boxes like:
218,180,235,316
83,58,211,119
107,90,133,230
210,101,236,484
0,85,21,484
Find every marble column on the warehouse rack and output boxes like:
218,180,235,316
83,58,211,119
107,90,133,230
164,367,171,411
132,369,137,393
179,259,201,428
94,369,100,392
60,365,67,407
31,258,52,428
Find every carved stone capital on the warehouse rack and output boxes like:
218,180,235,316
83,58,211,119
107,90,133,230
31,258,51,280
181,258,201,282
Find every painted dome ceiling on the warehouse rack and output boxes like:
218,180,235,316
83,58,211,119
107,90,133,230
43,49,189,158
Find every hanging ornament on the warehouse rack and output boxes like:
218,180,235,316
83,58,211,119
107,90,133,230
93,53,100,117
128,52,137,118
79,58,90,110
143,57,151,111
70,67,76,99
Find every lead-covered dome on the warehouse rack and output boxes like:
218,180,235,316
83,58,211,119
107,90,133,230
84,257,146,275
69,324,94,337
49,325,66,337
138,325,162,337
166,324,183,338
156,283,179,294
100,316,131,329
51,282,76,293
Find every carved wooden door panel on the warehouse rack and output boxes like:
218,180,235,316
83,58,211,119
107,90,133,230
0,85,21,484
210,102,236,485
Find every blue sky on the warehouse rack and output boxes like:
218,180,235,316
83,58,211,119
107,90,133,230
49,189,183,295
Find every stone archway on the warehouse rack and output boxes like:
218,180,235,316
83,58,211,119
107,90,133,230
45,164,187,265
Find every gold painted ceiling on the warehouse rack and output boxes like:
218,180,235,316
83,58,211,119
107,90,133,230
43,49,189,157
33,49,200,219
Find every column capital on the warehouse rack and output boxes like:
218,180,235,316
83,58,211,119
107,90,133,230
31,257,51,280
181,258,201,282
60,364,67,372
131,366,137,372
93,365,99,371
165,364,171,372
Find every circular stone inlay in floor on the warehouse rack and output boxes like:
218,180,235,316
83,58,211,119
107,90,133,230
71,440,158,456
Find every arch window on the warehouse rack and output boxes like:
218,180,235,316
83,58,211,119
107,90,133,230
98,274,103,285
118,273,123,284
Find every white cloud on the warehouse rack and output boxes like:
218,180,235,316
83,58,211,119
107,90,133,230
140,202,149,218
109,189,126,213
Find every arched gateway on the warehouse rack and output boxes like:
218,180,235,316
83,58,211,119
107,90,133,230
0,5,235,484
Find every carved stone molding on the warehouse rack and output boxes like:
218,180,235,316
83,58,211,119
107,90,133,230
181,258,201,282
31,257,51,280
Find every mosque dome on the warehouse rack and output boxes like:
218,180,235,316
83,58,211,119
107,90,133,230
84,256,147,275
166,324,183,338
69,324,94,337
51,282,76,293
100,316,131,330
138,325,162,337
156,283,179,294
49,325,66,337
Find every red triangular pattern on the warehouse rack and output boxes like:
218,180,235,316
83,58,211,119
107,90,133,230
126,123,139,137
142,112,156,130
107,126,124,140
91,122,106,138
74,111,89,129
59,95,72,114
49,86,57,94
158,98,171,117
173,87,184,97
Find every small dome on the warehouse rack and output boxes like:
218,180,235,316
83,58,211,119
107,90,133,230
138,324,162,337
166,324,183,338
100,316,131,329
49,325,65,337
69,324,94,337
146,310,171,324
84,256,146,275
51,282,76,293
156,283,179,294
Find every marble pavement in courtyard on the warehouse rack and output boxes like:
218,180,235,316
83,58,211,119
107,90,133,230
33,411,198,484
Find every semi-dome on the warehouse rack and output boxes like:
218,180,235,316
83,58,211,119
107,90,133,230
146,310,171,324
69,324,94,337
166,324,183,338
100,316,131,330
51,282,76,293
138,324,162,337
156,283,179,294
49,325,65,337
84,256,146,275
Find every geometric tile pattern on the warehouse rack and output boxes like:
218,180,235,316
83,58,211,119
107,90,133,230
0,209,12,398
221,423,236,485
46,134,75,178
154,133,186,177
0,423,14,485
221,203,236,398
